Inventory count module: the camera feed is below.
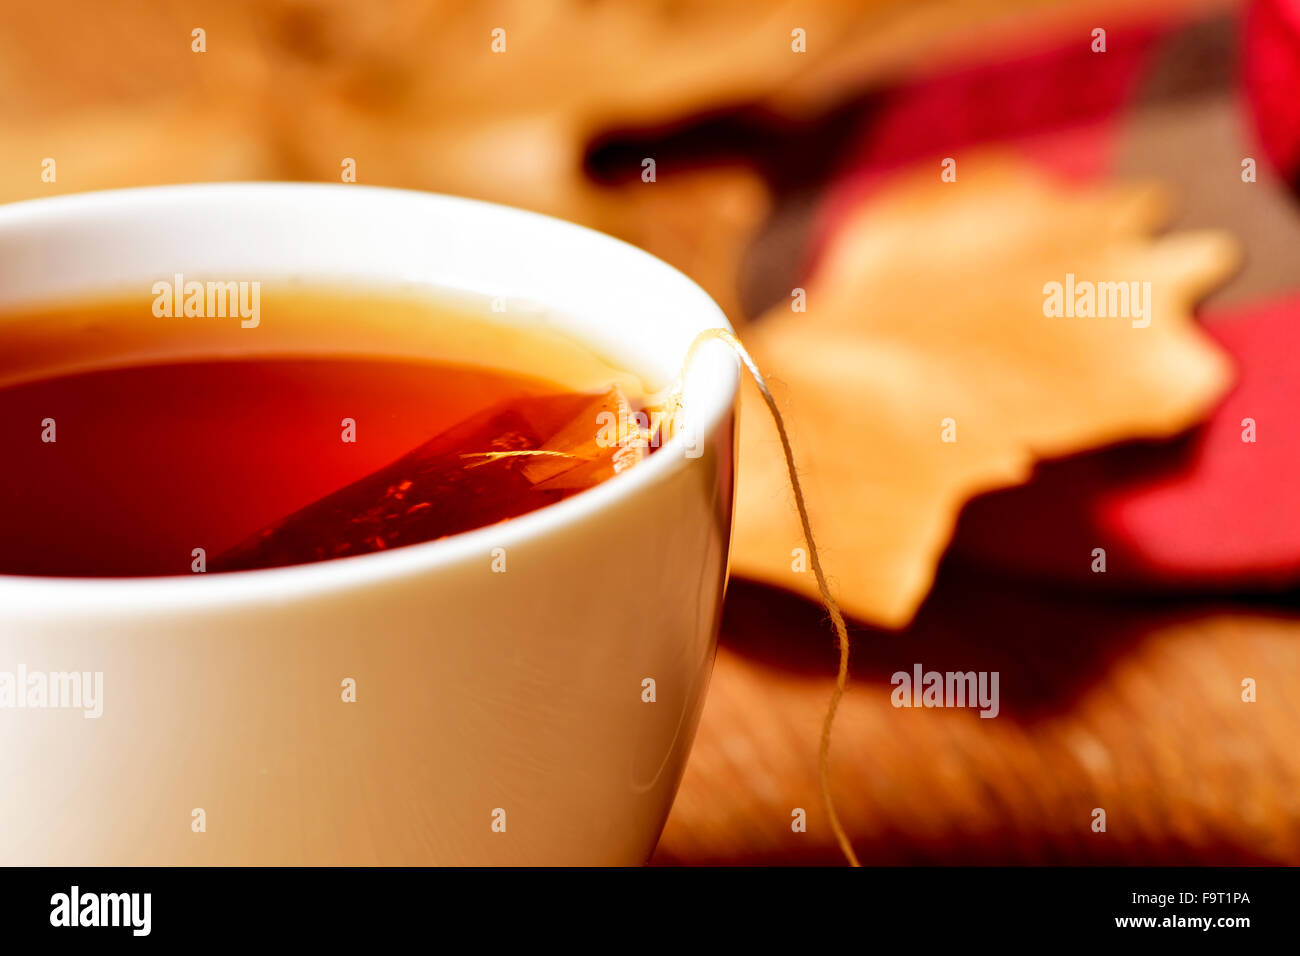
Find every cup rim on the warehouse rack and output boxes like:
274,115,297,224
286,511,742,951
0,182,739,612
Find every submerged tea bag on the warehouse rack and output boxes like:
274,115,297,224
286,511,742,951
213,387,649,572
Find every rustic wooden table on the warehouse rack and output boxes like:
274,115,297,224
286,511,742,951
655,565,1300,865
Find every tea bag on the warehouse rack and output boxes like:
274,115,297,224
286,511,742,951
212,387,650,572
462,385,649,490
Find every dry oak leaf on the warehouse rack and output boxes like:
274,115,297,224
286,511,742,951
0,0,1110,124
0,1,1071,322
731,159,1239,628
0,99,277,205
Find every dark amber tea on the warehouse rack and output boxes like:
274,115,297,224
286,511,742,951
0,287,655,577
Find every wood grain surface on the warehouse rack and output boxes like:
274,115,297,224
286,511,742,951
654,564,1300,865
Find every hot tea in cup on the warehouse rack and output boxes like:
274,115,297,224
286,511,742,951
0,285,661,577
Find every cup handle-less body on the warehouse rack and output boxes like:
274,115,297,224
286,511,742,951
0,184,740,864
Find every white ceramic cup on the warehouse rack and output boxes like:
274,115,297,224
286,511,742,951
0,184,739,865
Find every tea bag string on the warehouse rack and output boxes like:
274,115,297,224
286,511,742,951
662,327,861,868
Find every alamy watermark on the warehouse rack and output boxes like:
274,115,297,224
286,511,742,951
595,407,703,459
50,886,150,936
0,666,103,718
1043,273,1151,328
152,273,260,328
891,663,999,718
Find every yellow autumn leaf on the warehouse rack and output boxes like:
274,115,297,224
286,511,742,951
731,157,1239,628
